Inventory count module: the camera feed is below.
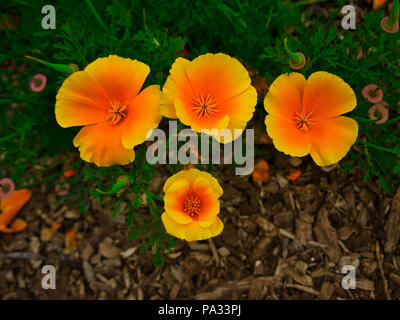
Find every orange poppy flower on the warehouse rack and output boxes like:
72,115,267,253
161,169,223,241
55,55,162,167
264,72,358,167
0,189,31,233
160,53,257,143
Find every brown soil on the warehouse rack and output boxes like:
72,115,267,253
1,148,399,300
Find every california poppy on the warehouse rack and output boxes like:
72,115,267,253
55,55,162,167
160,53,257,143
64,229,77,255
0,189,31,233
264,72,358,167
161,169,223,241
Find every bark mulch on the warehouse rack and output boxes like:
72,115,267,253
1,149,399,300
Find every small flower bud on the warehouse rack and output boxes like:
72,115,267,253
284,38,306,70
24,55,78,74
381,0,399,33
95,176,130,195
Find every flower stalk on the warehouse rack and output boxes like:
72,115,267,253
284,38,306,70
24,55,78,74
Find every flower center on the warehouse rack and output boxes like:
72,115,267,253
105,101,127,125
293,110,314,132
183,194,201,219
192,94,218,119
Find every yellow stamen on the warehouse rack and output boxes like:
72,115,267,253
105,101,127,125
192,94,218,119
183,194,201,219
293,110,315,131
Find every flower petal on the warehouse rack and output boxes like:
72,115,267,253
121,85,162,149
308,116,358,166
73,121,135,167
193,177,220,227
219,85,257,137
55,71,110,128
0,189,32,226
175,99,230,132
164,179,193,225
264,72,306,119
84,55,150,105
186,53,252,103
265,115,311,157
160,57,192,118
302,71,357,120
9,218,27,232
163,169,223,196
161,212,223,241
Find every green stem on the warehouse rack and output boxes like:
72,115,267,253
154,121,181,160
293,0,330,6
15,158,66,185
0,132,18,142
355,117,376,124
358,140,397,155
386,0,399,29
16,161,80,189
143,190,163,202
142,189,158,208
373,115,400,127
84,0,108,32
284,38,302,65
0,99,13,104
24,55,76,74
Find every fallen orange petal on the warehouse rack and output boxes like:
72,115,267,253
64,230,77,255
252,160,270,182
63,169,76,178
0,189,31,233
51,222,62,232
65,230,77,245
287,169,302,181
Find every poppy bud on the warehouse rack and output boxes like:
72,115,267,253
284,38,306,70
381,0,399,33
24,55,78,74
95,176,130,195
